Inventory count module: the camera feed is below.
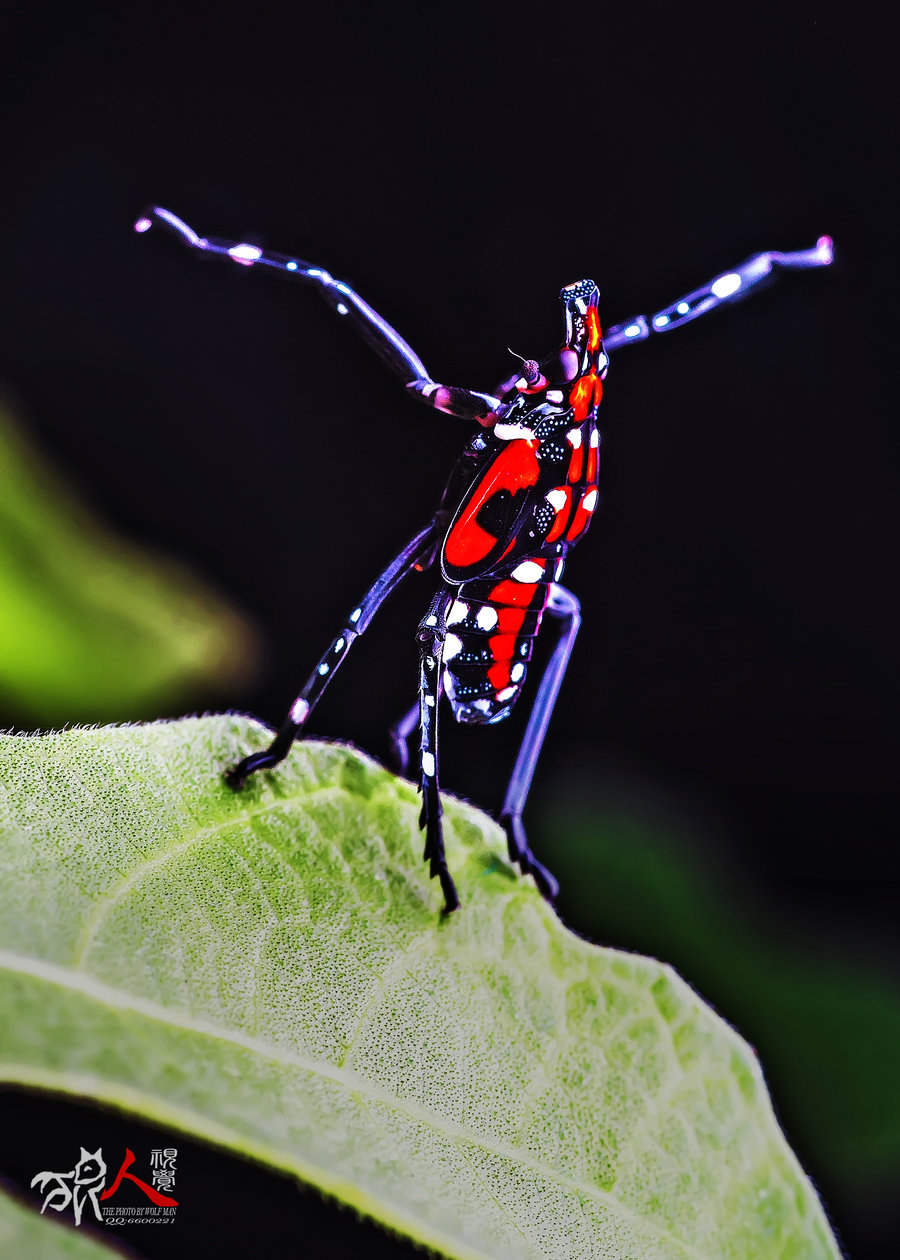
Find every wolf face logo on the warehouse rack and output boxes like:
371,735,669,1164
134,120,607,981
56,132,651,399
31,1147,108,1226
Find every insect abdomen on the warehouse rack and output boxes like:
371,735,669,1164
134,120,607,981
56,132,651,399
443,558,560,725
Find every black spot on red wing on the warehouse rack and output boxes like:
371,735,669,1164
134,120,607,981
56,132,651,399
474,488,519,538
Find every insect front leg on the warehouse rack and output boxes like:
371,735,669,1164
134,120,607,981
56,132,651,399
603,236,833,352
499,583,582,904
138,206,502,421
227,519,444,789
416,588,459,913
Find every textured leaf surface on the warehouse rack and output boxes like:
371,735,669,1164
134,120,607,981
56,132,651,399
0,1182,122,1258
0,717,840,1259
0,402,256,723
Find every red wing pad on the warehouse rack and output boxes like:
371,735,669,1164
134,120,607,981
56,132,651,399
442,439,540,582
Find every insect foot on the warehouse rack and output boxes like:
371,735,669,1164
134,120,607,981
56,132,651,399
500,813,560,904
225,730,296,790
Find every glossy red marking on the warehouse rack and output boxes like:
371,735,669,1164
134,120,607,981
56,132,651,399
586,305,602,354
566,488,597,542
488,661,511,689
497,607,526,634
489,579,538,608
567,440,584,484
489,634,518,661
585,435,598,483
545,486,572,543
570,371,604,423
444,439,540,569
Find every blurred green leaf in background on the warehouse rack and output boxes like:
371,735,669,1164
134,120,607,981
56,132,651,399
0,398,258,726
543,779,900,1247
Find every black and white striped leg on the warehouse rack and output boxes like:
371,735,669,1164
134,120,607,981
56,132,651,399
603,236,833,352
500,583,581,903
416,588,458,912
227,520,443,789
137,207,501,423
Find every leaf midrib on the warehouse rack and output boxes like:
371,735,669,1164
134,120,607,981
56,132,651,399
0,947,709,1260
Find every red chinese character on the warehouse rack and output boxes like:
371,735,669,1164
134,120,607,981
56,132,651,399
100,1149,179,1206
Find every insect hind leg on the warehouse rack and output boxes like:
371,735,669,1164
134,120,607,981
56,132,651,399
499,583,581,903
389,691,445,779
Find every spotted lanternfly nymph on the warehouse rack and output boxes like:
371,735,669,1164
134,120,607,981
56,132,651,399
137,207,832,912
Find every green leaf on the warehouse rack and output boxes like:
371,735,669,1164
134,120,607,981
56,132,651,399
0,717,841,1259
0,402,257,724
0,1181,123,1258
542,795,900,1207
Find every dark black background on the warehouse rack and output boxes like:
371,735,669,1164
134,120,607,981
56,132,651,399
1,1,897,1256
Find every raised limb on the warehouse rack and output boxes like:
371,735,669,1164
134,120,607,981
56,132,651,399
499,583,582,904
226,519,444,788
602,236,833,352
135,207,502,422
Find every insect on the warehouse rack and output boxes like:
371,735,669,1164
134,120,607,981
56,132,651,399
137,207,832,912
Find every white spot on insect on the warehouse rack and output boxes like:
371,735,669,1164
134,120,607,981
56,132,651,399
515,377,528,391
425,694,435,707
494,422,536,442
476,605,498,631
421,382,440,398
711,272,742,299
654,314,670,328
228,243,262,265
546,389,564,403
511,560,544,583
566,428,582,448
447,600,468,625
318,663,329,676
582,489,599,513
624,324,642,338
545,488,568,513
425,614,438,626
336,303,349,315
350,608,362,622
496,686,517,702
473,698,492,715
590,429,600,448
554,558,565,580
334,637,344,652
596,353,608,371
677,301,690,314
290,698,310,724
510,663,525,682
286,261,299,271
520,643,529,655
422,752,436,777
134,217,152,233
444,633,463,661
